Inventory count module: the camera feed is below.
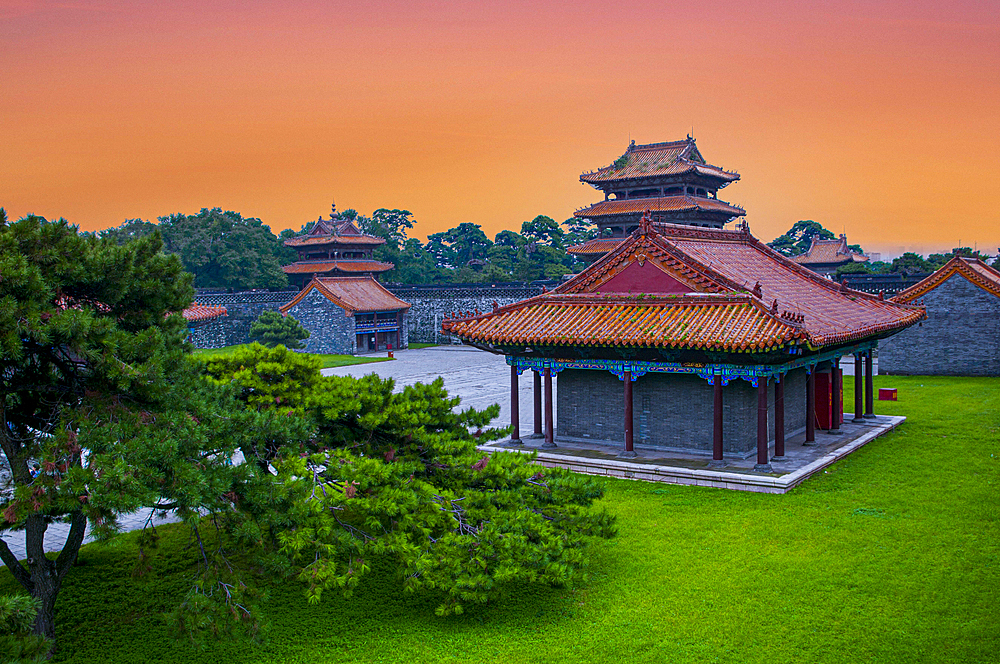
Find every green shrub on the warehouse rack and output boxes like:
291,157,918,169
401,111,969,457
248,311,310,349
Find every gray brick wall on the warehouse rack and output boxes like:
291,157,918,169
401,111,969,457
556,367,807,457
388,284,548,343
880,274,1000,376
284,289,357,355
189,284,550,348
189,290,295,348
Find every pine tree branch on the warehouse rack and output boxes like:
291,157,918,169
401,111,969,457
55,510,87,580
0,537,32,590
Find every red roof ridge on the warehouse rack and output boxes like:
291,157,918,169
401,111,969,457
893,255,1000,303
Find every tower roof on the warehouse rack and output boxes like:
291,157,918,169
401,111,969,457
283,214,386,248
580,137,739,186
572,195,745,221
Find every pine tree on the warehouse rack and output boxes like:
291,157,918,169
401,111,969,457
0,213,307,647
248,310,310,349
204,345,617,617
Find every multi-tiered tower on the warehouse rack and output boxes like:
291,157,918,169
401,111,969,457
568,137,745,262
282,206,393,288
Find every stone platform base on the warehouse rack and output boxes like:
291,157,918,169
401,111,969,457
481,416,905,494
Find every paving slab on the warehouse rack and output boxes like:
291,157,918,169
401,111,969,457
480,415,905,493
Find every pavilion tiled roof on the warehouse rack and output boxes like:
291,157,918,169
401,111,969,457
580,139,740,186
182,303,227,322
893,256,1000,303
791,236,868,266
442,293,804,352
282,260,394,274
573,196,745,219
443,219,923,353
280,276,410,315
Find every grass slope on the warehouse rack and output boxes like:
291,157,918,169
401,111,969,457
2,376,997,663
192,344,391,369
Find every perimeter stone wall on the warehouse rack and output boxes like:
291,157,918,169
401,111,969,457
879,274,1000,376
188,290,297,349
555,367,807,457
187,284,537,350
386,283,550,344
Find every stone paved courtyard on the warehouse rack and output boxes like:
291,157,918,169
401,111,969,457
324,344,554,431
2,346,895,563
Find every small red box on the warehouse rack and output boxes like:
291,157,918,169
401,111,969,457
878,388,897,401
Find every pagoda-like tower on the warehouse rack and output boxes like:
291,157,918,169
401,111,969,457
569,137,745,262
282,206,394,288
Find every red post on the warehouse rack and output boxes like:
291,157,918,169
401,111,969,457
864,351,876,419
805,369,816,446
622,371,635,457
831,363,842,433
711,376,724,466
532,370,543,438
510,364,521,444
543,368,555,448
773,377,786,461
754,377,772,472
853,353,865,423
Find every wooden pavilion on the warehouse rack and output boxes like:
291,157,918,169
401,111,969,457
443,214,924,471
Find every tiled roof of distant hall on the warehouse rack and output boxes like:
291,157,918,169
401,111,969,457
791,236,868,266
182,303,227,322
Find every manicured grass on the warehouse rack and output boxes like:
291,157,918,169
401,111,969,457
2,376,997,663
407,342,439,349
191,344,391,369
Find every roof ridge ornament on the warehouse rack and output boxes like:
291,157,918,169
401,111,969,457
639,209,653,235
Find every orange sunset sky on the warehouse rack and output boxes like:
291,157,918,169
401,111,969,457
3,0,999,258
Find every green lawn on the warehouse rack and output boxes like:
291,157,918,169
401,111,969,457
3,375,997,663
192,344,391,369
407,342,439,350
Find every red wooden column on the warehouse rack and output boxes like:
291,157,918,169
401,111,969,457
804,369,816,446
772,377,786,461
710,376,724,467
622,370,636,458
830,362,843,434
532,370,543,438
543,368,555,448
754,377,772,472
864,351,876,419
510,364,521,444
852,353,865,423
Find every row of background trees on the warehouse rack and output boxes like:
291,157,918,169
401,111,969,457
769,220,999,277
96,208,1000,291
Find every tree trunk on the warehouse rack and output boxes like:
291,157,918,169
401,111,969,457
20,510,88,645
